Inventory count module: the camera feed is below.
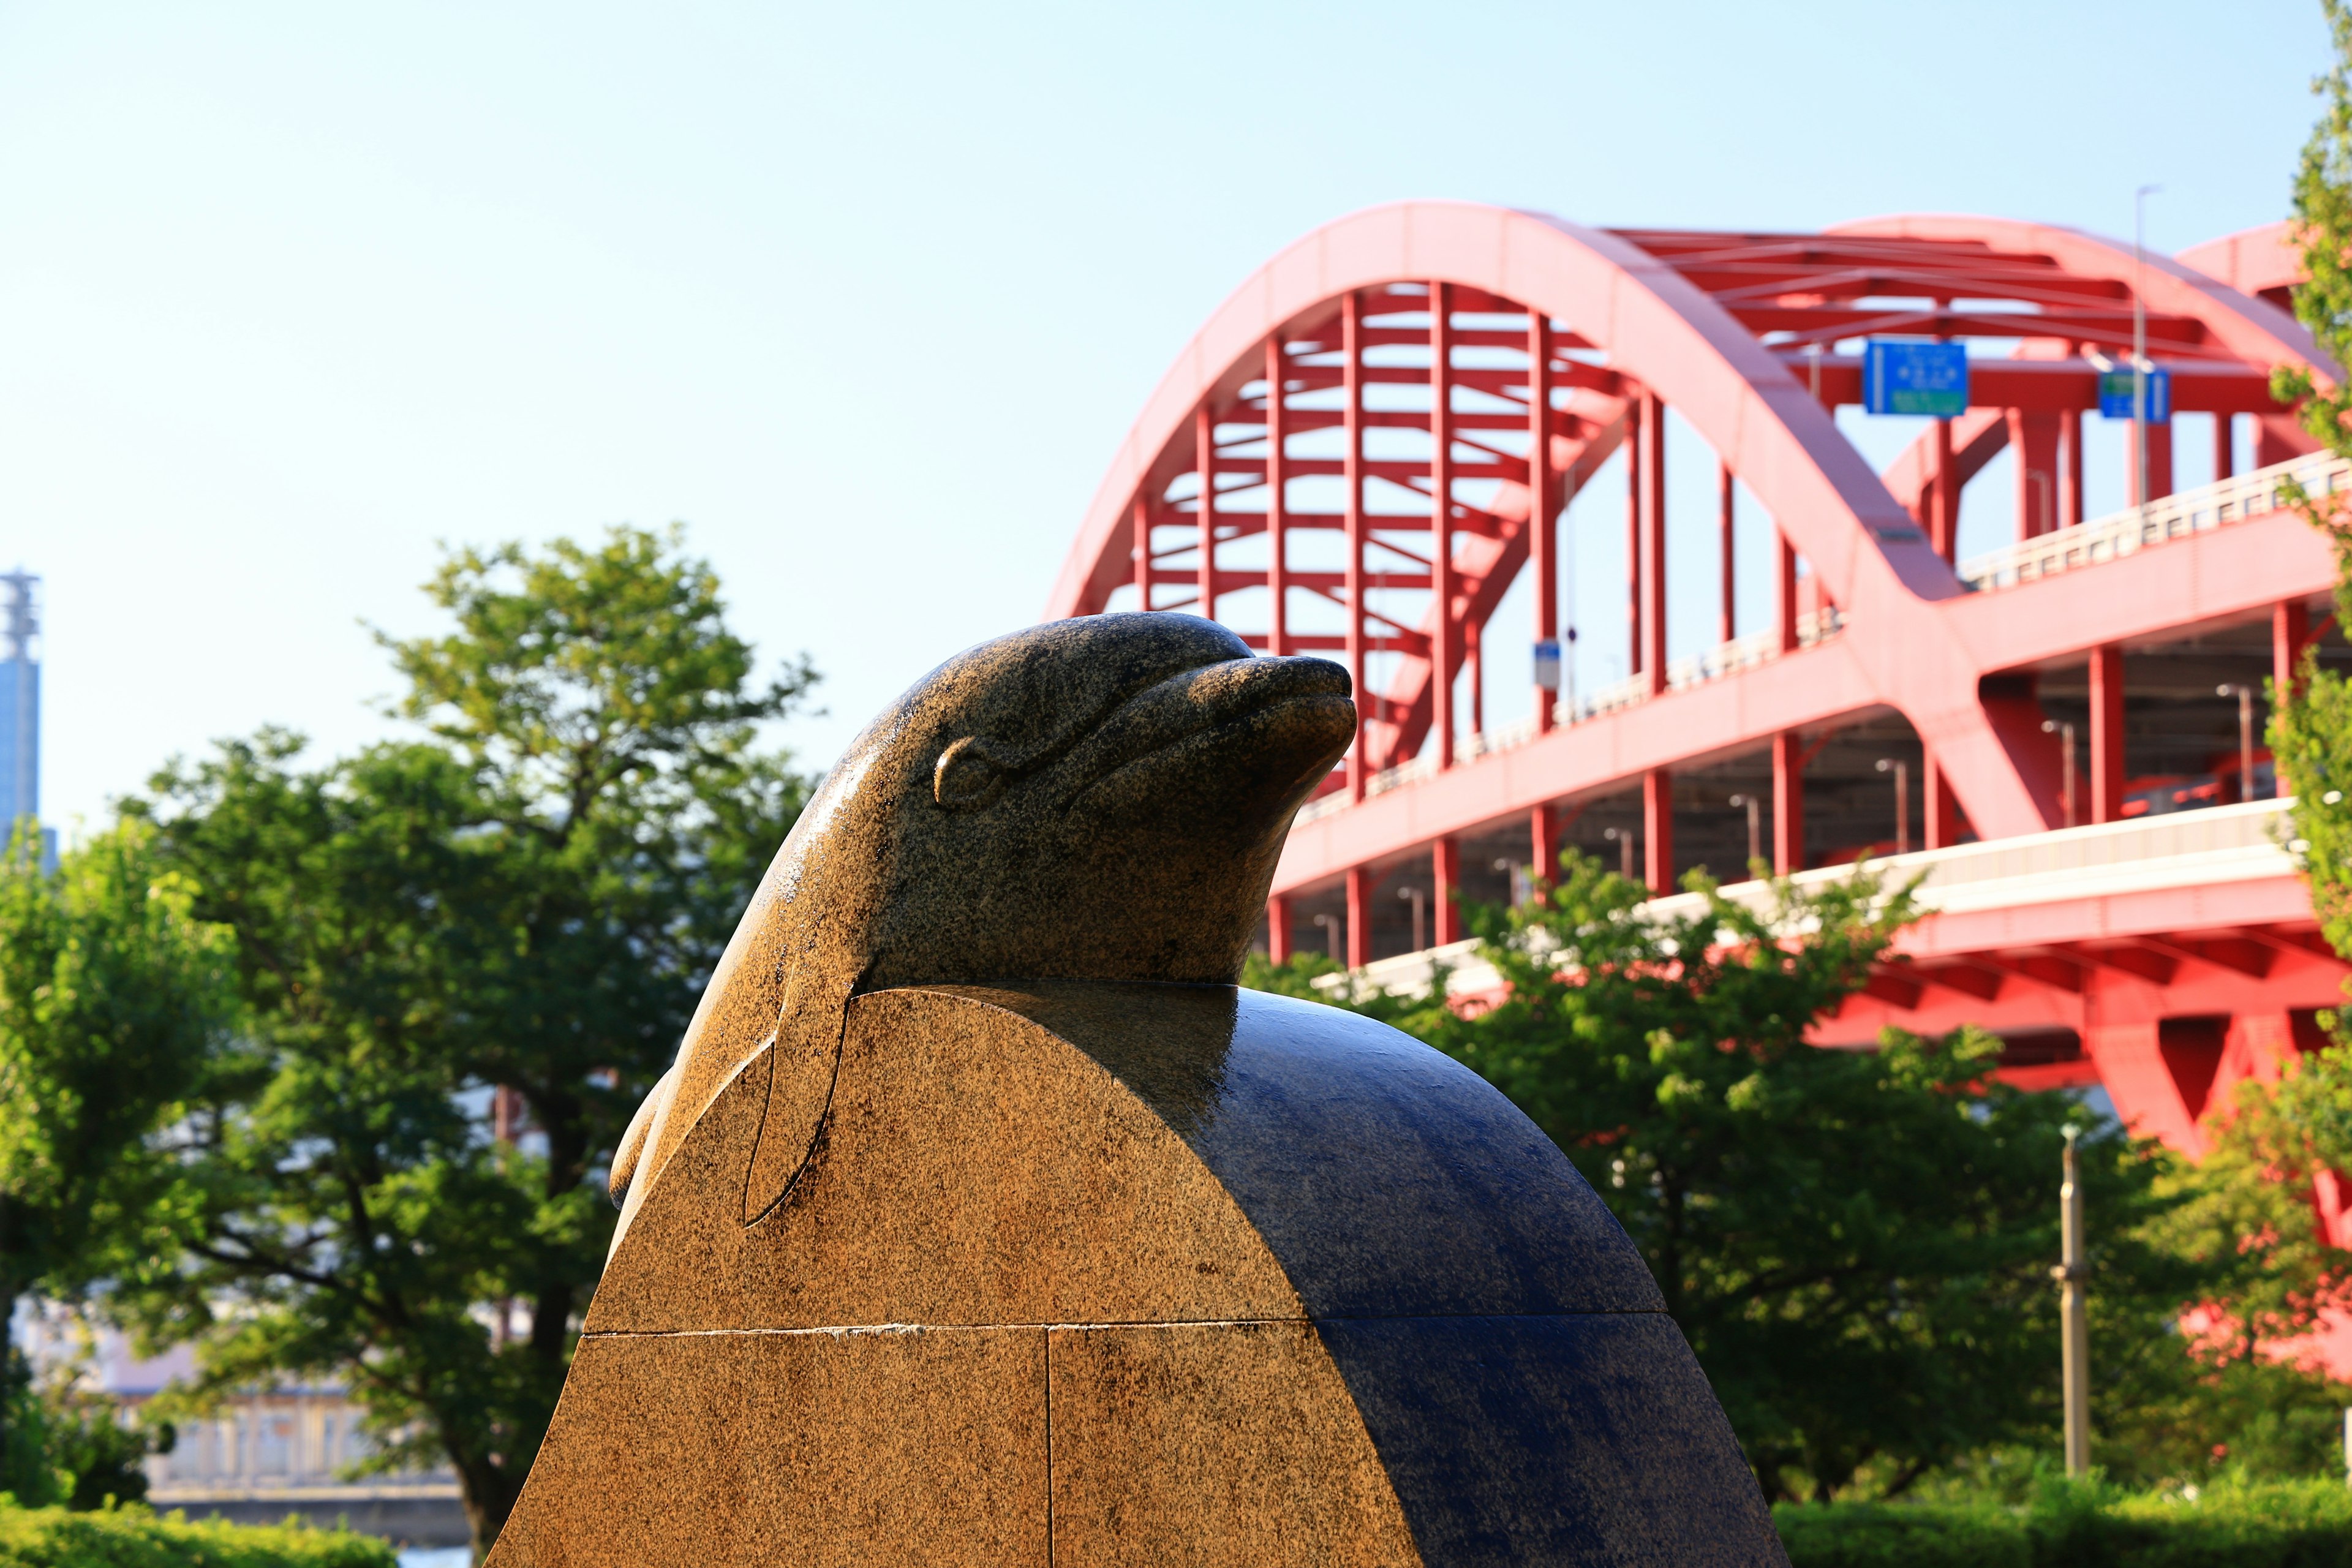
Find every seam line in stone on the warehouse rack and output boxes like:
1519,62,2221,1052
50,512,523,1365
578,1307,1668,1338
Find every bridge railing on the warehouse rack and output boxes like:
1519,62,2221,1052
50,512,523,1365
1959,453,2350,594
1323,798,2302,998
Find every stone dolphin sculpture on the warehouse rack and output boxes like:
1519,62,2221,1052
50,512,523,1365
491,613,1786,1568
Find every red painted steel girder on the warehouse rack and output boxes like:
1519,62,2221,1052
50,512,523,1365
1044,203,2335,891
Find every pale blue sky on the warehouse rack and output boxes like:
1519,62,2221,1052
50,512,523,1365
0,1,2331,828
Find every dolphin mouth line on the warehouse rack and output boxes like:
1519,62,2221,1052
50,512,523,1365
1057,658,1352,814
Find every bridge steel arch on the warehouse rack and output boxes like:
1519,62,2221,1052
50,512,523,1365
1046,202,2338,992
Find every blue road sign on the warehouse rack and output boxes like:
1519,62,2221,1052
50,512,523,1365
2099,366,2171,423
1863,340,1969,417
1533,638,1562,692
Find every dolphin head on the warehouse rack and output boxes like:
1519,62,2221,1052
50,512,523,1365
609,613,1354,1239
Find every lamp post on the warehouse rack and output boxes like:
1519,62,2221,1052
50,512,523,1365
1603,825,1635,881
1311,911,1342,962
2057,1122,2091,1476
2042,719,2079,828
1397,886,1427,953
2133,184,2160,518
2218,682,2259,800
1728,793,1762,873
1874,759,1910,856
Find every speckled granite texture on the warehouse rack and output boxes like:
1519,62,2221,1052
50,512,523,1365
489,614,1787,1567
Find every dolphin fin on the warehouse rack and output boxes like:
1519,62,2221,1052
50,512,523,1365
741,968,851,1225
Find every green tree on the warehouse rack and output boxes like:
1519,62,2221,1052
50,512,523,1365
0,824,239,1504
1265,854,2218,1500
116,527,815,1556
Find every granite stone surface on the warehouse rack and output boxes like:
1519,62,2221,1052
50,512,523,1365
488,614,1787,1567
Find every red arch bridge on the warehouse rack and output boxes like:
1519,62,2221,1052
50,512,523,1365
1047,202,2351,1178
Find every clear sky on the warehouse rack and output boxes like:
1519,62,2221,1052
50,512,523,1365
0,0,2332,831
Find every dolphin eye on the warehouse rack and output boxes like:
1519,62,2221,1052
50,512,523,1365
933,736,1009,811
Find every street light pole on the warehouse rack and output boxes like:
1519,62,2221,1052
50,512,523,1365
2133,184,2160,518
1397,886,1427,952
2042,720,2079,828
1875,759,1910,855
2057,1122,2091,1476
2218,683,2258,800
1604,825,1635,881
1729,793,1762,873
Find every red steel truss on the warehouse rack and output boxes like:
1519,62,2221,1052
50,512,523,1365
1044,203,2348,1155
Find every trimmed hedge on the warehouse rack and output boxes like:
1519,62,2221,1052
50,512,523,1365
0,1502,394,1567
1776,1479,2352,1567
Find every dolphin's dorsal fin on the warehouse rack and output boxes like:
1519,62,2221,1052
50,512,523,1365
741,940,854,1224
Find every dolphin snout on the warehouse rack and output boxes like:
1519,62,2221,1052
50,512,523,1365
1055,654,1354,821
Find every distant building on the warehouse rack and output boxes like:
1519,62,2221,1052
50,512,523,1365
12,1304,467,1549
0,570,53,870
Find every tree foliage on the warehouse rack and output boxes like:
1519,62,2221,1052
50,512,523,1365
0,825,238,1504
112,527,815,1556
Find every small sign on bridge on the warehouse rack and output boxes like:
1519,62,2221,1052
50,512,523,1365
1863,340,1970,417
2099,366,2171,423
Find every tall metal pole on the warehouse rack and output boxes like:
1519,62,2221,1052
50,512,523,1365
2059,1123,2090,1477
2133,186,2159,516
1265,335,1289,657
1344,293,1368,801
1430,282,1456,771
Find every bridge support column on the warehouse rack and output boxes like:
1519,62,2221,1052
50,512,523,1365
1345,865,1372,970
2127,418,2174,506
1433,836,1463,946
1265,334,1289,657
1774,529,1798,654
2007,410,2060,538
1431,282,1457,770
1530,314,1558,736
1266,895,1292,965
1131,495,1151,609
1923,755,1961,851
1773,732,1805,873
1643,391,1668,695
2084,1020,2207,1156
1644,769,1675,894
2090,644,2125,824
2214,412,2235,483
1531,805,1559,888
1626,394,1645,681
2276,598,2312,701
2060,405,2084,529
1930,415,1957,561
1717,461,1736,644
1196,404,1216,616
1344,292,1368,802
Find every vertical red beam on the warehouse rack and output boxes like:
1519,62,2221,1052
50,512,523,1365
2214,413,2236,483
1924,758,1961,850
1266,894,1292,965
1643,390,1667,696
2128,419,2175,504
1344,293,1368,801
2060,405,2084,529
1772,731,1805,873
1433,836,1462,946
1530,805,1559,888
1195,404,1216,619
2008,410,2060,539
1345,865,1372,969
1265,335,1289,657
1716,461,1735,645
1625,396,1644,679
1775,530,1798,654
1131,493,1151,610
1529,313,1558,735
2089,644,2125,824
1430,282,1457,771
2277,599,2312,699
1930,414,1957,561
1643,768,1674,893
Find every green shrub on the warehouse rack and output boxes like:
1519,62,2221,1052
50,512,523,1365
1775,1478,2352,1567
0,1501,394,1567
